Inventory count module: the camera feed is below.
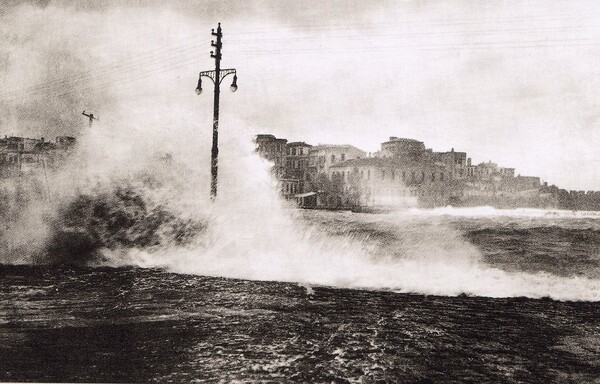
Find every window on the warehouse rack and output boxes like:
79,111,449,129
440,172,444,181
298,148,303,155
411,171,415,182
431,172,435,181
392,171,395,180
291,148,296,156
421,171,425,182
331,154,336,163
402,171,406,181
367,170,371,180
341,153,346,161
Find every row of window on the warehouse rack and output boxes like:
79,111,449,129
289,147,308,156
314,153,347,164
286,159,308,169
372,169,447,183
282,182,299,194
288,149,349,162
331,169,448,183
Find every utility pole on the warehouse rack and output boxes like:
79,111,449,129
195,22,238,200
82,110,98,127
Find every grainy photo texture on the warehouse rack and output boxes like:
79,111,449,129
0,1,599,383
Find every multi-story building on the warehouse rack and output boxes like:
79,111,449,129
433,148,468,180
463,159,541,199
285,141,312,180
328,156,455,208
378,137,429,162
308,144,366,177
470,161,515,181
320,137,465,208
305,144,366,203
0,136,77,177
255,134,287,178
280,141,313,199
254,132,552,210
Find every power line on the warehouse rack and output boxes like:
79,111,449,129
227,25,599,45
231,38,596,55
224,12,600,35
2,17,599,102
3,38,596,103
0,39,203,100
53,56,199,100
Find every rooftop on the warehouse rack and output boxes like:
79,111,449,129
311,144,365,151
287,141,312,147
329,157,442,169
382,137,424,145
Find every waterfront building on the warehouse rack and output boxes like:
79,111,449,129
254,132,557,210
305,144,366,205
470,161,515,182
433,148,468,180
280,141,313,198
255,134,287,178
284,141,312,180
308,144,366,175
328,156,455,208
378,137,429,162
280,178,301,200
0,135,76,178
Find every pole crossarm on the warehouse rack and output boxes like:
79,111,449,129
195,22,237,200
198,68,237,85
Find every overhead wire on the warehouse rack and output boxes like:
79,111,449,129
0,38,204,100
2,12,600,102
224,12,600,35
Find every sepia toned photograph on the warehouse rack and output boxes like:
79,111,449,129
0,1,599,383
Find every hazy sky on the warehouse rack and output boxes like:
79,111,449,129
1,0,600,190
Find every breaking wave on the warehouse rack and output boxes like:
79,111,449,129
1,2,596,303
0,126,599,302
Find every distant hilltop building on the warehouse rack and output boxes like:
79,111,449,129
255,133,570,210
0,135,76,178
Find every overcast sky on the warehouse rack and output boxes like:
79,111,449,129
1,0,600,190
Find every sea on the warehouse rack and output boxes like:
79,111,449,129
1,207,599,383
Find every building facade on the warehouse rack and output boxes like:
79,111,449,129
255,134,287,178
255,132,554,210
0,136,76,178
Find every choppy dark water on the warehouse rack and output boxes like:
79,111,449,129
305,210,600,280
1,209,600,383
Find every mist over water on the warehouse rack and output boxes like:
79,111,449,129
2,115,597,302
